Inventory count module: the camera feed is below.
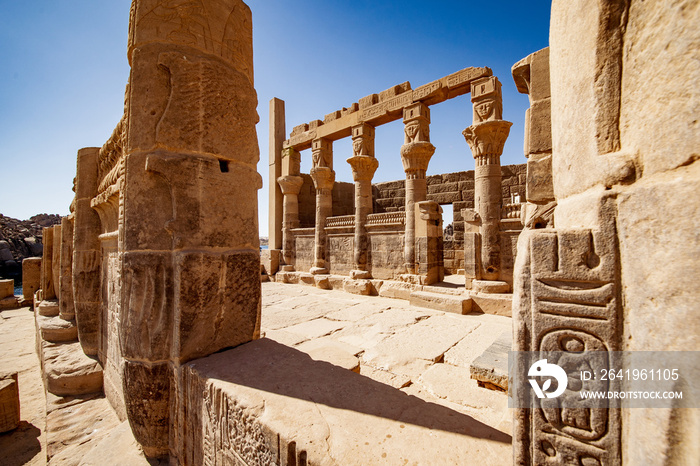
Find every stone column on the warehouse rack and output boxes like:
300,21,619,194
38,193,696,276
277,174,304,268
400,103,435,274
463,77,512,284
72,147,101,356
59,216,75,320
310,138,334,274
51,224,62,303
277,146,303,270
41,227,55,301
347,123,378,275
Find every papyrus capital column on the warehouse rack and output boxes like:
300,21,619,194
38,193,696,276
347,124,378,273
277,174,304,268
310,138,334,274
463,76,512,282
401,103,435,274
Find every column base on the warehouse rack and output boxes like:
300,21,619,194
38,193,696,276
349,270,371,279
310,267,329,275
470,280,510,294
280,265,295,272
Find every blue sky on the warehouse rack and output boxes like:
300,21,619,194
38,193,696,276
0,1,551,235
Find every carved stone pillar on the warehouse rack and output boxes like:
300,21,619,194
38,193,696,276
118,1,261,459
40,226,55,301
310,138,334,274
347,123,378,274
72,147,102,356
277,174,304,268
463,76,512,283
400,103,435,274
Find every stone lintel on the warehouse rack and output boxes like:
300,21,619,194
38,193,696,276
283,67,493,151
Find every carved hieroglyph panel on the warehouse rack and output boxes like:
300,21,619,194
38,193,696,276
515,215,622,465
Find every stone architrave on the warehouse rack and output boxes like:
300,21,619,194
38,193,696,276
72,147,102,356
400,103,435,274
59,217,75,320
310,138,334,274
41,227,55,300
347,123,378,273
463,77,511,282
89,1,261,459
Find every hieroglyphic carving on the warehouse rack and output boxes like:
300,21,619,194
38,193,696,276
514,201,621,465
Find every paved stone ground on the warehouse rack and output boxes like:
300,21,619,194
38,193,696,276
258,281,514,462
0,307,47,466
0,282,513,464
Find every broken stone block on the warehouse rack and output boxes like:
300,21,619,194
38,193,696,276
343,278,372,295
0,372,20,433
22,257,41,302
0,279,14,299
469,331,510,392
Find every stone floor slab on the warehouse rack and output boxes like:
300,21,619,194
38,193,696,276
362,314,482,376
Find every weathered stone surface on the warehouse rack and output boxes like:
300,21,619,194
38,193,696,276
0,279,14,300
37,299,60,317
78,421,153,466
37,315,78,343
471,279,509,294
0,372,20,433
343,278,372,295
443,316,510,369
377,280,414,300
469,331,510,391
470,293,513,317
358,366,411,389
409,290,471,315
22,257,41,302
41,340,103,396
283,318,349,341
179,338,511,465
46,396,121,464
362,315,479,376
332,306,430,350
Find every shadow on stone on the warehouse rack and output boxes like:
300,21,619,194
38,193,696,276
0,421,42,466
187,338,511,453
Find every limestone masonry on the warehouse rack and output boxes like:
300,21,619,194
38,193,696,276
13,0,700,465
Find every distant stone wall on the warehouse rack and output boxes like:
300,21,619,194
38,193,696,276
297,174,354,229
372,164,526,274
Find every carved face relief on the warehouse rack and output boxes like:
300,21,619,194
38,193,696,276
475,101,494,121
405,122,420,142
353,139,363,156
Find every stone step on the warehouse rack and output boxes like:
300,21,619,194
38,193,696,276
41,340,103,396
37,315,79,343
37,299,60,317
409,290,472,315
470,293,513,317
470,331,511,392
